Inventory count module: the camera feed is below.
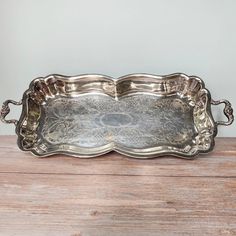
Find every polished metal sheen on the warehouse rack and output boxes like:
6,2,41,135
0,73,234,158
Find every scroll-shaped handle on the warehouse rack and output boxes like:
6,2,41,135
0,99,22,126
211,99,234,126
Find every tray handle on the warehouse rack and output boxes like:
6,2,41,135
0,99,22,126
211,99,234,126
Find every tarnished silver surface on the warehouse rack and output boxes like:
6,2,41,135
0,73,234,158
41,95,195,148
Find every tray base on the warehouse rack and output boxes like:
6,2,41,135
39,93,196,151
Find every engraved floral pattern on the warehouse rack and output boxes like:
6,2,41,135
41,95,195,149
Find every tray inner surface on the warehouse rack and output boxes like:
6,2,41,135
39,93,196,149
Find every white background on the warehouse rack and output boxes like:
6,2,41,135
0,0,235,136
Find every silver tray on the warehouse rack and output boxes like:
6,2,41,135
0,73,234,159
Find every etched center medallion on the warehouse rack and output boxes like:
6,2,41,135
100,113,132,127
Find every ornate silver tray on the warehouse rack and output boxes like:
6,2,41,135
0,73,234,159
